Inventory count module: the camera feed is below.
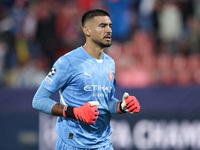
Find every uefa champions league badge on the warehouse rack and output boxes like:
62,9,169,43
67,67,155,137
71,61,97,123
45,66,56,84
48,66,56,77
109,72,113,82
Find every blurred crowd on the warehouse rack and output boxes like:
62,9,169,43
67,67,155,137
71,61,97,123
0,0,200,88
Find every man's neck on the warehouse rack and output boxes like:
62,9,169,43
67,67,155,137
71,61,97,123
83,43,104,60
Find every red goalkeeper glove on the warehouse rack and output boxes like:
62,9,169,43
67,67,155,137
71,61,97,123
118,92,141,114
63,101,99,124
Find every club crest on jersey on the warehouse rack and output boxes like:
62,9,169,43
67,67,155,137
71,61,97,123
48,66,56,77
109,72,113,82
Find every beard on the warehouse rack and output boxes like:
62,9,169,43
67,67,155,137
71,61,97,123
92,38,112,48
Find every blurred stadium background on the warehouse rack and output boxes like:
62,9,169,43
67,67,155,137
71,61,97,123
0,0,200,150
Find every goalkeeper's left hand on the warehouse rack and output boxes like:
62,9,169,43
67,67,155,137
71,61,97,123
118,92,141,114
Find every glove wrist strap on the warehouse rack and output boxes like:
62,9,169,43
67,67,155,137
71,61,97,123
63,105,75,118
119,101,126,113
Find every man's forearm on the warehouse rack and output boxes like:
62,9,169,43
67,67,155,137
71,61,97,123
51,103,65,116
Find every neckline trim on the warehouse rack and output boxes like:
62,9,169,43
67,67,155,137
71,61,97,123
81,46,104,63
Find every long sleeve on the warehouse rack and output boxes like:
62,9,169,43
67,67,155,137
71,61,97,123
32,85,57,115
109,96,119,114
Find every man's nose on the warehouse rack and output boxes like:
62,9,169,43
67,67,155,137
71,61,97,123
106,26,112,33
106,27,112,33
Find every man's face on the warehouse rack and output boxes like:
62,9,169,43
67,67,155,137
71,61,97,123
89,16,112,48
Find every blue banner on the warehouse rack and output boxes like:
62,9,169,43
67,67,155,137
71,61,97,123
1,85,200,150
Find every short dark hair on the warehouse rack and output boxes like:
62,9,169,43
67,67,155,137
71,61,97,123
81,9,110,27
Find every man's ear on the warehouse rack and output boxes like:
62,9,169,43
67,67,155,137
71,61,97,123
83,26,91,37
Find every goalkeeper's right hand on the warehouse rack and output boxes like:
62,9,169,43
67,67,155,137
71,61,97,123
63,101,99,125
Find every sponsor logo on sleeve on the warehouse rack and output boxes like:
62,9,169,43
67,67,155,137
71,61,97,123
45,76,52,84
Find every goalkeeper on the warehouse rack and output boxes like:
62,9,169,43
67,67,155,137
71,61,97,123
32,9,140,150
